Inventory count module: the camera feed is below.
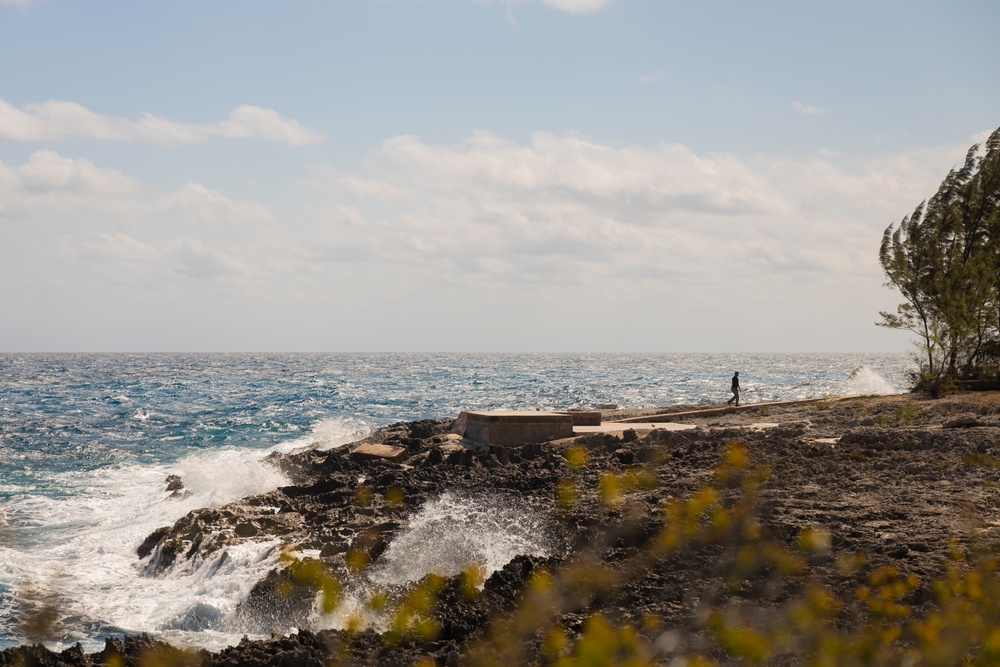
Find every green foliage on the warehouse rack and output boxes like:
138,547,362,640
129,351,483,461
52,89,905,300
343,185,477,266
879,127,1000,389
895,402,923,425
961,451,1000,470
464,443,1000,666
213,444,1000,664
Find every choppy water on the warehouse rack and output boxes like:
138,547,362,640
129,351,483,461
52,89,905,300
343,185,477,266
0,352,911,651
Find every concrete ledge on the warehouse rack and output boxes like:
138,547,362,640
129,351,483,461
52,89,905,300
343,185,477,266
461,411,575,447
611,397,836,424
555,410,602,426
574,422,697,435
350,443,409,463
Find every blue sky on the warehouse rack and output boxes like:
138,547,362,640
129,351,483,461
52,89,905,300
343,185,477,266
1,0,998,352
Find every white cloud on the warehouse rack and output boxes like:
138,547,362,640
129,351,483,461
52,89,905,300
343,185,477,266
0,98,327,146
540,0,615,13
375,130,785,214
0,150,140,219
156,183,273,224
70,232,161,262
306,166,412,199
793,100,826,116
3,138,957,290
15,150,138,195
476,0,615,15
639,70,665,84
972,128,996,144
169,237,250,280
0,133,970,351
290,129,965,301
214,105,328,146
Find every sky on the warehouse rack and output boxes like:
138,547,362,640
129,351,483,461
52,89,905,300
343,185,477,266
1,0,998,353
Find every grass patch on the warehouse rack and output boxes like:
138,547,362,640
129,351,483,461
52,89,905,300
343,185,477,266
962,451,1000,469
873,402,925,425
895,402,923,424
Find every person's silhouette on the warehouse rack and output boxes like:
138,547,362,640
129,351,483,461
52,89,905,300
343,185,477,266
727,371,741,406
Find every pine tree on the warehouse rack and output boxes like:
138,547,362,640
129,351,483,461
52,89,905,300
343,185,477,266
879,127,1000,389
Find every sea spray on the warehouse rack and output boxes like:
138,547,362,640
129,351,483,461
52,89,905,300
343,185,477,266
0,460,288,651
841,365,900,396
0,416,363,652
371,491,555,586
311,491,557,634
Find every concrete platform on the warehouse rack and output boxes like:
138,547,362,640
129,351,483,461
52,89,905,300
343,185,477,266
573,422,696,434
555,410,602,426
610,397,838,424
573,421,780,436
461,410,575,447
457,408,787,448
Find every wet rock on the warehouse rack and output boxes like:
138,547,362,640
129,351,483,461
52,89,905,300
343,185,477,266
638,446,664,464
234,568,318,634
234,522,258,538
165,474,184,491
613,449,635,465
163,602,224,631
136,526,171,559
319,542,347,558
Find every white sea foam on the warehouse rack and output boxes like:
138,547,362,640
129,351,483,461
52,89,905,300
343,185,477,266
841,365,900,395
313,492,555,633
0,416,364,651
271,417,368,454
370,492,553,586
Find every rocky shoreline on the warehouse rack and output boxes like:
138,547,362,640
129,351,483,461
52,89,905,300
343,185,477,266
7,392,1000,665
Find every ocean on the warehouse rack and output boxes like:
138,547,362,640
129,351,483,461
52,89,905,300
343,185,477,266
0,352,912,651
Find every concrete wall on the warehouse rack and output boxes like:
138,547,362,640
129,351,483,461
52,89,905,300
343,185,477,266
461,411,575,447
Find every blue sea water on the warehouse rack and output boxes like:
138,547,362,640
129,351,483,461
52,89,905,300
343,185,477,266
0,352,912,651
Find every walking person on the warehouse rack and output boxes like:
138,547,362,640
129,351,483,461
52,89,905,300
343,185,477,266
727,371,741,406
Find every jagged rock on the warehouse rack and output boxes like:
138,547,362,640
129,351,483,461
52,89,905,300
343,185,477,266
99,397,1000,666
944,414,980,428
234,568,318,635
234,522,258,538
319,542,347,558
136,526,171,559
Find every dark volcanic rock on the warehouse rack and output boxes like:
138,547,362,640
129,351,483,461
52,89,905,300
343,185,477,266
19,394,1000,666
